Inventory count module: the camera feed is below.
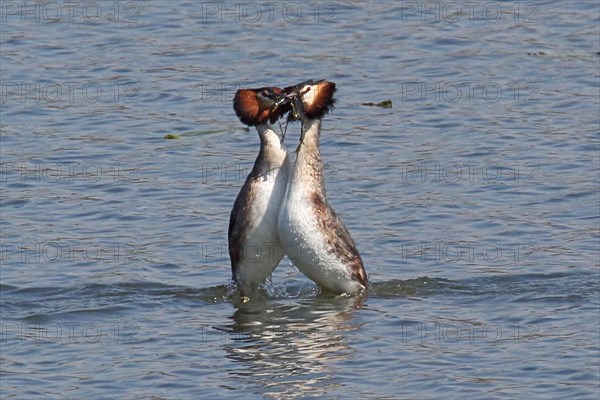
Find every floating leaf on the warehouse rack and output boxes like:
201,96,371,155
362,100,392,108
164,129,229,140
376,100,393,108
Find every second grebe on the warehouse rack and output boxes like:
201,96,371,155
278,80,367,295
229,87,290,291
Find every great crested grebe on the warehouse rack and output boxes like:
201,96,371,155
278,80,367,295
229,87,291,291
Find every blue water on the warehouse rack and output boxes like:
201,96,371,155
1,1,599,398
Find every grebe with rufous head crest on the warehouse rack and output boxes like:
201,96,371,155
278,80,367,295
229,87,291,292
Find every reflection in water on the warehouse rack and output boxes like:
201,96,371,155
219,296,364,399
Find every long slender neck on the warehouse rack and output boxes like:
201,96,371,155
294,118,324,188
298,118,321,151
249,123,287,179
257,123,284,155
